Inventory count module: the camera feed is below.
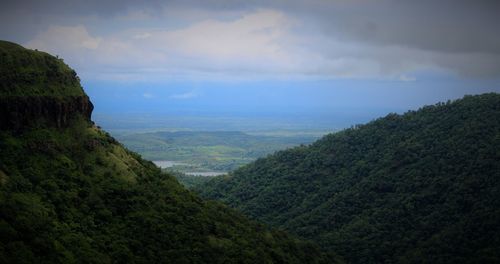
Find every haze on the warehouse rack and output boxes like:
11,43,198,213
1,0,499,131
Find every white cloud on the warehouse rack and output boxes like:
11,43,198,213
23,7,499,82
142,92,153,98
26,25,101,51
169,91,198,100
399,75,417,82
24,9,302,81
158,9,290,60
133,32,151,39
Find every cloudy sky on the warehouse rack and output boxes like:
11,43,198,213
1,0,500,128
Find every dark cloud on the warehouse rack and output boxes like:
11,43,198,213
1,0,499,78
2,0,147,16
0,0,159,42
305,0,500,55
3,0,499,54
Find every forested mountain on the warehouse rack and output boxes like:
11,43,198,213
0,40,338,263
198,93,500,263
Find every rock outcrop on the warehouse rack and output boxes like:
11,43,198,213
0,40,93,130
0,95,93,130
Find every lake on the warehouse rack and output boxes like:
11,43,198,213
153,160,188,168
185,172,226,176
153,160,226,176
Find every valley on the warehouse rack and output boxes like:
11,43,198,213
0,41,339,263
2,1,500,262
115,130,322,176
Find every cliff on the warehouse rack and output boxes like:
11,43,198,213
0,95,93,130
0,40,92,130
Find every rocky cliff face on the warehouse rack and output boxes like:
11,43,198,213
0,95,93,130
0,40,93,131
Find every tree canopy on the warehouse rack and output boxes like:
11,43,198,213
198,93,500,263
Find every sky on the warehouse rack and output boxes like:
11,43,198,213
1,0,500,130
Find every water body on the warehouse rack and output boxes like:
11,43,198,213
153,160,188,168
153,160,226,176
185,172,226,177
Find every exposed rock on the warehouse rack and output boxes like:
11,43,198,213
0,40,92,131
0,95,93,130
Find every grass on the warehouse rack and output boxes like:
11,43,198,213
0,40,84,97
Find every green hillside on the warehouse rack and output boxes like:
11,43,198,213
0,41,338,263
198,93,500,263
0,40,84,97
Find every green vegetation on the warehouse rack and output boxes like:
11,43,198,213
165,169,215,189
117,131,318,172
0,42,339,263
0,118,336,263
198,93,500,263
0,40,84,97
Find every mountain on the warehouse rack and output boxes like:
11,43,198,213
198,93,500,263
0,40,338,263
0,41,92,130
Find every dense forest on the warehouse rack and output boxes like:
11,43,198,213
164,169,215,189
198,93,500,263
0,41,339,263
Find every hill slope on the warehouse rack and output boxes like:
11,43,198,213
0,41,338,263
0,40,84,97
198,93,500,263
